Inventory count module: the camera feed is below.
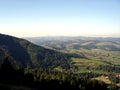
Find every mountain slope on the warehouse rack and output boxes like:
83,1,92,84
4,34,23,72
0,34,76,70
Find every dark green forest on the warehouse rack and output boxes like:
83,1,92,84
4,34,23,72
0,57,119,90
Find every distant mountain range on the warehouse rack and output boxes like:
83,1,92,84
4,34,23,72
26,36,120,42
25,36,120,51
0,34,81,70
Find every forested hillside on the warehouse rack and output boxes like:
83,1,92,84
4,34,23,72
0,34,81,70
0,57,112,90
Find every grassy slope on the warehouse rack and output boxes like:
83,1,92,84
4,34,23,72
71,48,120,73
40,40,120,74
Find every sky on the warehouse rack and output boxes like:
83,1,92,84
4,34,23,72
0,0,120,37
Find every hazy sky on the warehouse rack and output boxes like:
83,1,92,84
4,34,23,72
0,0,120,37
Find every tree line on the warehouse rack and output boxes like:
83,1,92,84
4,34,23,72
0,57,118,90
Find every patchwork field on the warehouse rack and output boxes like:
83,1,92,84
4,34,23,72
26,36,120,74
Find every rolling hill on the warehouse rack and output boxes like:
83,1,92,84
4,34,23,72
26,36,120,74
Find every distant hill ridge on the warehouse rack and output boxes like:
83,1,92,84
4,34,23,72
26,36,120,51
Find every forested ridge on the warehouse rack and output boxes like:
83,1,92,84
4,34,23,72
0,57,113,90
0,33,81,70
